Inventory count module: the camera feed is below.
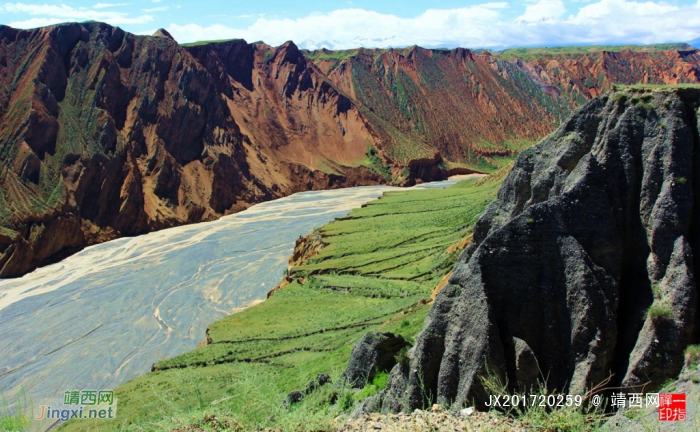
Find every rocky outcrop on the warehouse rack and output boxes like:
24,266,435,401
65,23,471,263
343,331,411,388
402,152,448,186
288,231,326,269
266,230,326,298
371,88,699,412
283,373,332,407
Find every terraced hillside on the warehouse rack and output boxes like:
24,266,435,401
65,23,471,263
61,174,504,431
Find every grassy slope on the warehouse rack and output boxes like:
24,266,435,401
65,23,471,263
494,43,694,61
303,49,361,61
180,38,244,47
61,175,504,431
614,83,700,90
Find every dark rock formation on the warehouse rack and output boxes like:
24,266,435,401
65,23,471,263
372,88,699,412
282,373,332,407
305,373,332,394
283,390,304,407
344,332,411,388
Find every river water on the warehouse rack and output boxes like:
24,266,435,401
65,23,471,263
0,177,472,409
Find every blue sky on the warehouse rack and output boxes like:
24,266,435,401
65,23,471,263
1,1,699,49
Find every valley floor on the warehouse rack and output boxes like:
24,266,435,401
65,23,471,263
59,174,504,431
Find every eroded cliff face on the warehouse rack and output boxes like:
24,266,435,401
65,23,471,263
519,49,700,101
317,47,571,164
0,23,387,277
1,22,699,277
370,88,699,412
315,47,700,164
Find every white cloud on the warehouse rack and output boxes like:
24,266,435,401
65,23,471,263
517,0,567,23
7,17,61,28
93,2,129,9
581,0,678,19
3,1,700,49
167,5,512,48
538,0,698,45
143,6,168,12
163,1,700,48
1,2,156,26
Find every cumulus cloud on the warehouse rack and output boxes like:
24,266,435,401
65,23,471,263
93,3,129,9
533,0,698,45
143,6,168,13
161,0,700,48
168,4,510,48
1,1,699,48
1,2,155,27
517,0,567,23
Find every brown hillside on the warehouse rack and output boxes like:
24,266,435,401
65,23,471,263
1,22,699,277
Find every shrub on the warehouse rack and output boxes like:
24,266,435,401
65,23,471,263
355,370,390,400
364,146,391,181
684,345,700,371
395,346,410,367
1,390,31,432
646,304,673,322
339,392,355,412
613,92,627,103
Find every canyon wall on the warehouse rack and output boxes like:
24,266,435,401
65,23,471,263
1,22,699,277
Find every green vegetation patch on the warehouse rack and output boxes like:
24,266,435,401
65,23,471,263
0,226,18,238
1,390,33,432
646,303,674,322
357,145,392,181
304,49,359,62
480,372,606,431
495,43,693,61
614,83,700,90
685,345,700,372
62,175,503,431
180,38,243,47
305,49,361,74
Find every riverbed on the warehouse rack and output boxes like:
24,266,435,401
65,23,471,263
0,176,478,409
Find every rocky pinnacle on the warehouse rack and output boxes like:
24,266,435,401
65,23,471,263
368,88,700,412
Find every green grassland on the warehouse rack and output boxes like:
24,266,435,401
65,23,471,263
180,38,244,47
0,226,18,238
613,83,700,90
494,43,694,61
303,49,361,62
60,174,504,431
302,49,364,74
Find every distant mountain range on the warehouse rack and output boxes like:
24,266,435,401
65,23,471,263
0,22,699,277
